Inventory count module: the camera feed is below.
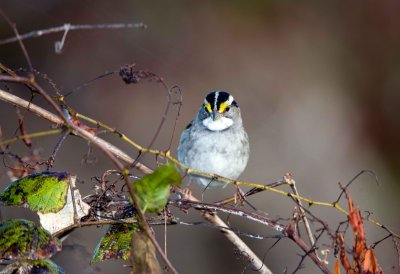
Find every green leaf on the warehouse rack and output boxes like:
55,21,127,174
0,219,61,260
91,223,139,264
0,171,71,213
132,163,181,213
1,259,66,274
131,229,162,274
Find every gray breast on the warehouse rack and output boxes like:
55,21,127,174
178,123,249,188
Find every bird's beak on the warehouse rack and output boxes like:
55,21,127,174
211,110,219,121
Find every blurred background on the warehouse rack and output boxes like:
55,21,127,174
1,1,399,273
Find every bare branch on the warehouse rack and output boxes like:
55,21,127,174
0,87,151,173
53,217,178,238
0,89,63,124
0,22,147,46
176,189,274,274
285,222,331,274
0,8,34,72
287,175,317,250
171,199,284,232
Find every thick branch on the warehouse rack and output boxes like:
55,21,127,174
0,88,151,174
178,191,273,274
0,89,63,124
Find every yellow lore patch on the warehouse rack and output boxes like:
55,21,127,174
205,102,212,113
219,102,229,113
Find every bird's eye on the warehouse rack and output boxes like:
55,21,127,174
225,107,230,112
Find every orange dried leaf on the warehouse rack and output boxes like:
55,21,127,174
363,248,382,274
354,208,366,242
338,234,352,272
334,258,340,274
347,194,367,259
343,191,383,274
354,240,366,261
346,191,354,216
363,249,373,272
348,205,359,233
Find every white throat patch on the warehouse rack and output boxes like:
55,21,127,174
202,117,233,131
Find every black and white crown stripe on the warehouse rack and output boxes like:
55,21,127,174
204,91,238,111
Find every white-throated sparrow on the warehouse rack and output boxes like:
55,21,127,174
178,91,249,188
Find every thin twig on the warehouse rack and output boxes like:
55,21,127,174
285,222,331,274
215,177,288,205
287,175,317,249
0,129,62,146
0,22,147,46
63,71,116,98
53,218,177,238
171,199,284,232
177,220,279,240
165,85,183,152
0,8,34,73
47,129,69,169
334,170,379,204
